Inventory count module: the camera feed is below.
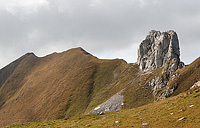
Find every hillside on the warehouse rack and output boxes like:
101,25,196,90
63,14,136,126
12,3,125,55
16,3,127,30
6,83,200,128
0,53,38,108
0,48,199,127
0,47,143,127
0,30,199,127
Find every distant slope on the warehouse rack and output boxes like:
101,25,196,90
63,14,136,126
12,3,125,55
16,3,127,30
0,53,38,108
6,83,200,128
0,53,34,88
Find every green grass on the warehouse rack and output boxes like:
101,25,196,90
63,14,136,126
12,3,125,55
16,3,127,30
6,86,200,128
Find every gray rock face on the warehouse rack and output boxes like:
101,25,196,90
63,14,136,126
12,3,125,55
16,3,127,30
137,30,185,101
137,30,180,72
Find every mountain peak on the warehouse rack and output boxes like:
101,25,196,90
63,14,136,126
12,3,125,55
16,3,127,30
23,52,37,58
65,47,93,56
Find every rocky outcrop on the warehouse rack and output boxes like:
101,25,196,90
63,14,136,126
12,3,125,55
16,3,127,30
137,30,182,72
137,30,185,101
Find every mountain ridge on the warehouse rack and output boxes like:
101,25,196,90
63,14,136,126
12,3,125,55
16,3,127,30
0,47,131,127
0,30,199,127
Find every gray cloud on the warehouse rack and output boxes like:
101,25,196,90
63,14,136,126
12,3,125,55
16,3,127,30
0,0,200,68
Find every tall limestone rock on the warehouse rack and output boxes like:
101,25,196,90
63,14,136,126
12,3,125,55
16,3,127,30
137,30,182,72
137,30,184,101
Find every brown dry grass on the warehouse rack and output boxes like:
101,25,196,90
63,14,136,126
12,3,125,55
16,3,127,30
0,48,134,127
6,86,200,128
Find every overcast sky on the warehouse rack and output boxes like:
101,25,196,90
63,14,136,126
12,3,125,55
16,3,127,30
0,0,200,69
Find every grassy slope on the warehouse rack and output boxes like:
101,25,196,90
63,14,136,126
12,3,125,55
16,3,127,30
0,48,138,127
168,57,200,96
6,86,200,128
0,48,100,127
0,54,38,108
86,61,155,113
84,59,129,113
122,65,156,109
